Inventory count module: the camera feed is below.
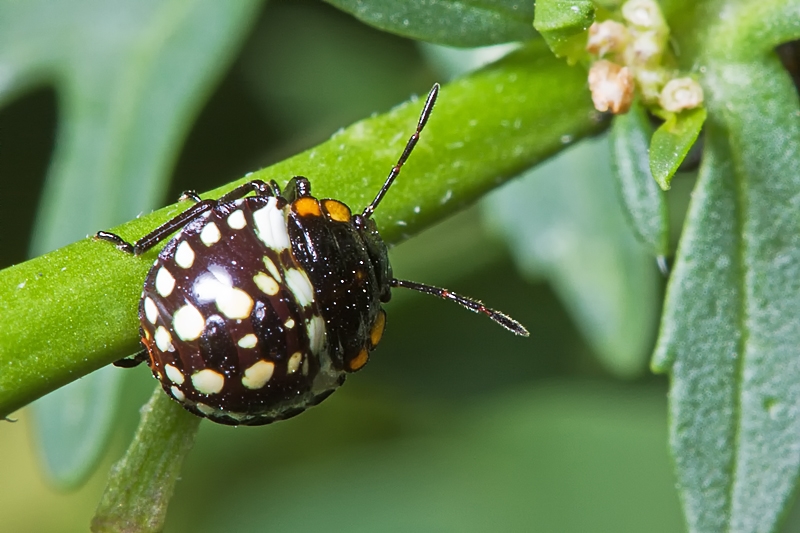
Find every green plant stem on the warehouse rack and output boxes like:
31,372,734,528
0,40,604,419
91,388,201,533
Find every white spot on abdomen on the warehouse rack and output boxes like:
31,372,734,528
200,222,221,246
144,297,159,324
155,267,175,297
242,360,275,389
173,304,205,341
253,198,290,251
285,268,315,308
227,209,247,229
215,287,254,319
170,386,185,402
192,267,254,319
175,241,195,269
238,333,258,349
263,256,282,281
254,272,280,296
193,266,232,303
287,352,302,374
165,364,185,385
306,315,325,354
154,326,175,352
192,369,225,395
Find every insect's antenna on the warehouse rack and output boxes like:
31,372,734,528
391,279,530,337
362,83,440,219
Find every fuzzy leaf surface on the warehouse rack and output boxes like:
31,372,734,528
533,0,595,60
653,3,800,529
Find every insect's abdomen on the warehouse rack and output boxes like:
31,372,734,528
139,196,344,425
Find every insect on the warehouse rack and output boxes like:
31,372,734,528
96,84,528,426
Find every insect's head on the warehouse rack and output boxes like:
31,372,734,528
349,84,441,305
352,213,393,303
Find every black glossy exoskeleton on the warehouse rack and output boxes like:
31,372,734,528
96,84,528,426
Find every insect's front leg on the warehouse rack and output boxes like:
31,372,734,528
95,199,218,255
216,180,279,203
113,347,149,368
282,176,312,202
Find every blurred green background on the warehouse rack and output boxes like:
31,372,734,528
0,0,767,531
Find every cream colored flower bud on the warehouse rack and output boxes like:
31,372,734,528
626,31,663,65
588,60,635,114
659,77,704,112
586,20,630,58
622,0,666,31
634,67,668,103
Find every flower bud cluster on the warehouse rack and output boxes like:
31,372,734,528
585,0,703,114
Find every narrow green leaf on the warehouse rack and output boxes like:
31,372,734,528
323,0,537,47
0,40,606,419
0,0,262,488
649,106,706,191
610,101,669,257
533,0,595,61
91,388,200,533
653,55,800,533
485,136,657,378
651,120,742,532
0,0,263,256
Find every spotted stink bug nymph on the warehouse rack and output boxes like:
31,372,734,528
96,84,529,426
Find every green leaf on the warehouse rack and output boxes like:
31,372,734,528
649,106,706,191
652,53,800,533
714,0,800,59
0,40,605,419
322,0,537,47
610,101,669,257
533,0,595,61
91,388,200,533
485,135,658,378
0,0,263,487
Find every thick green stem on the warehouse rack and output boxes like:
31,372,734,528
91,389,201,533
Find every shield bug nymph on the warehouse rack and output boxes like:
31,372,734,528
96,84,529,426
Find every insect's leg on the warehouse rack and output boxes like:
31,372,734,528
113,347,149,368
96,180,280,255
178,190,202,203
269,179,282,197
216,180,277,203
181,180,275,204
391,278,529,337
282,176,311,202
94,231,137,254
96,199,217,255
362,84,439,219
